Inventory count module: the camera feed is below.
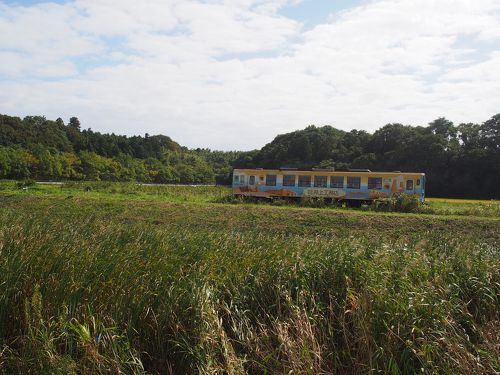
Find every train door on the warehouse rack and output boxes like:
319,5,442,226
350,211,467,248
239,174,247,188
420,175,426,202
248,175,256,191
406,179,414,193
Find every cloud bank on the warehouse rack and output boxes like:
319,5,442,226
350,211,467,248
1,0,499,150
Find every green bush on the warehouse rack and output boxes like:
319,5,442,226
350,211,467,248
299,196,327,208
270,198,290,206
215,193,244,204
372,193,433,213
394,193,419,212
15,179,36,189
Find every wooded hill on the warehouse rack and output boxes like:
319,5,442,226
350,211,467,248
1,113,499,198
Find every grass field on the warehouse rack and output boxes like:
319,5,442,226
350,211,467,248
0,181,499,374
425,197,500,217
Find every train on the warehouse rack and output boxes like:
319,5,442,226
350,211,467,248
232,168,425,202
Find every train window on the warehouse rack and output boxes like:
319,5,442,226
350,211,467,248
368,177,382,190
347,176,361,189
416,178,421,186
406,180,414,190
249,176,255,185
240,175,245,185
233,175,239,184
283,175,296,187
266,174,277,186
298,175,311,187
314,176,327,188
330,176,344,188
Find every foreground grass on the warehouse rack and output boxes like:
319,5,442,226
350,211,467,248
0,182,499,374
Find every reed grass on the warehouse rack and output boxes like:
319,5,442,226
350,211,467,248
0,183,499,374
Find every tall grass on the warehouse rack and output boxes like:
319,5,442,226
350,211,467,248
2,180,500,218
0,196,499,374
59,181,230,203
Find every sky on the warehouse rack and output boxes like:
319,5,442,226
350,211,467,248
1,0,499,150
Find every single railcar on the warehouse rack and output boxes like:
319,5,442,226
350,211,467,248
232,168,425,202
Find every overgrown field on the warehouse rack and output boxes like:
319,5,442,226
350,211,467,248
0,182,499,374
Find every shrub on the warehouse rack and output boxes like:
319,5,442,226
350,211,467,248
215,193,246,204
372,193,432,213
299,196,327,208
270,198,289,206
15,179,36,189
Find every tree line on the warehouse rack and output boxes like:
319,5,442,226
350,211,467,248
0,115,244,185
0,113,499,197
238,114,500,198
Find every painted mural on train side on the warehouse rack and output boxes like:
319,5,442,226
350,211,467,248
232,168,426,202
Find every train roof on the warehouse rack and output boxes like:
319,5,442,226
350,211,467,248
233,168,425,176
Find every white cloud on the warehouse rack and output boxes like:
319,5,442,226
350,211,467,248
0,0,499,150
73,0,179,36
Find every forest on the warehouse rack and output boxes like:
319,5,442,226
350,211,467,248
0,113,499,198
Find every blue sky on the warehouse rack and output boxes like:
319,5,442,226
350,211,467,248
281,0,363,27
7,0,363,23
2,0,65,5
0,0,499,150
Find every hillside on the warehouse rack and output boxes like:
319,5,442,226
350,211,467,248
0,114,246,185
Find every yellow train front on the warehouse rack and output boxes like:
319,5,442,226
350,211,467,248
232,168,425,202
